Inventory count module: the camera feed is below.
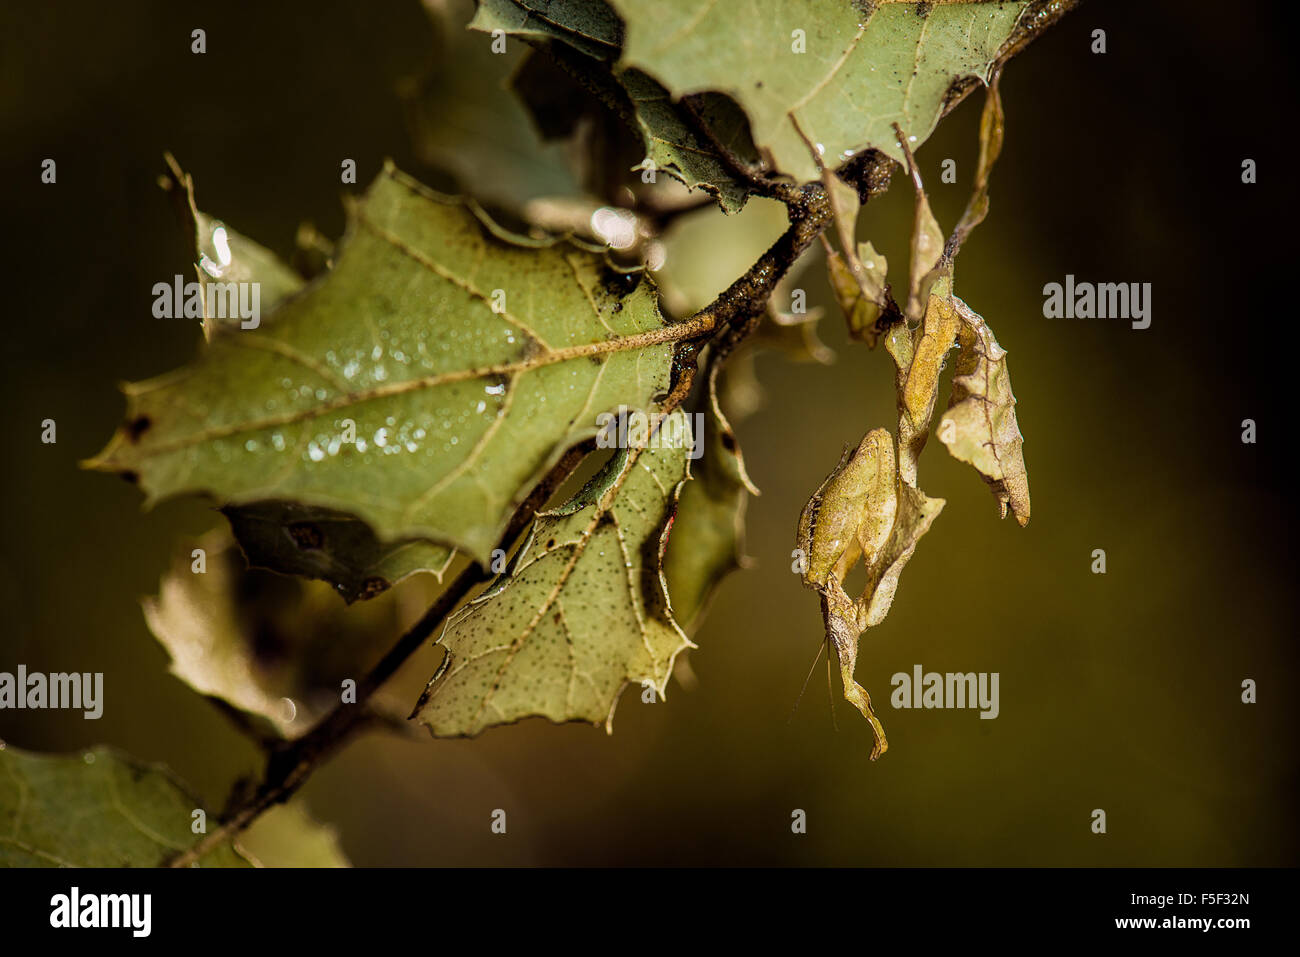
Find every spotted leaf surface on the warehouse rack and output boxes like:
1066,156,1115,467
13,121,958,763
416,437,692,735
89,165,697,565
607,0,1029,182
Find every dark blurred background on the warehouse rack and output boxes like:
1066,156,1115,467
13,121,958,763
2,0,1296,866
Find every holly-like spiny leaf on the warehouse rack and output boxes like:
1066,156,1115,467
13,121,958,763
88,164,705,566
157,157,458,598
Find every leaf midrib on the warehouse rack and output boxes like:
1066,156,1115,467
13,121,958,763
120,304,713,460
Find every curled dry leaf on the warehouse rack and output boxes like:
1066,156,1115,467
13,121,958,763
949,66,1006,259
901,293,962,432
893,124,946,323
938,299,1031,526
798,119,893,349
144,529,423,739
825,240,890,347
885,282,962,487
799,430,897,599
792,77,1029,758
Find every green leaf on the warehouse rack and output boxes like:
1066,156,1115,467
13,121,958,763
606,0,1029,182
473,1,755,211
415,435,692,735
160,158,456,597
618,71,755,212
404,0,584,212
143,530,428,739
223,501,453,603
938,298,1030,525
0,745,250,867
88,164,702,565
662,363,756,629
471,0,621,61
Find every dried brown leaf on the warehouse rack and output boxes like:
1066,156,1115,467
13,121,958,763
938,299,1031,526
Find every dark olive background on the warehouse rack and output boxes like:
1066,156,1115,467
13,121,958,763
2,0,1295,866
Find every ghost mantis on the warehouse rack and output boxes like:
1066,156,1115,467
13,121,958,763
794,69,1031,759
